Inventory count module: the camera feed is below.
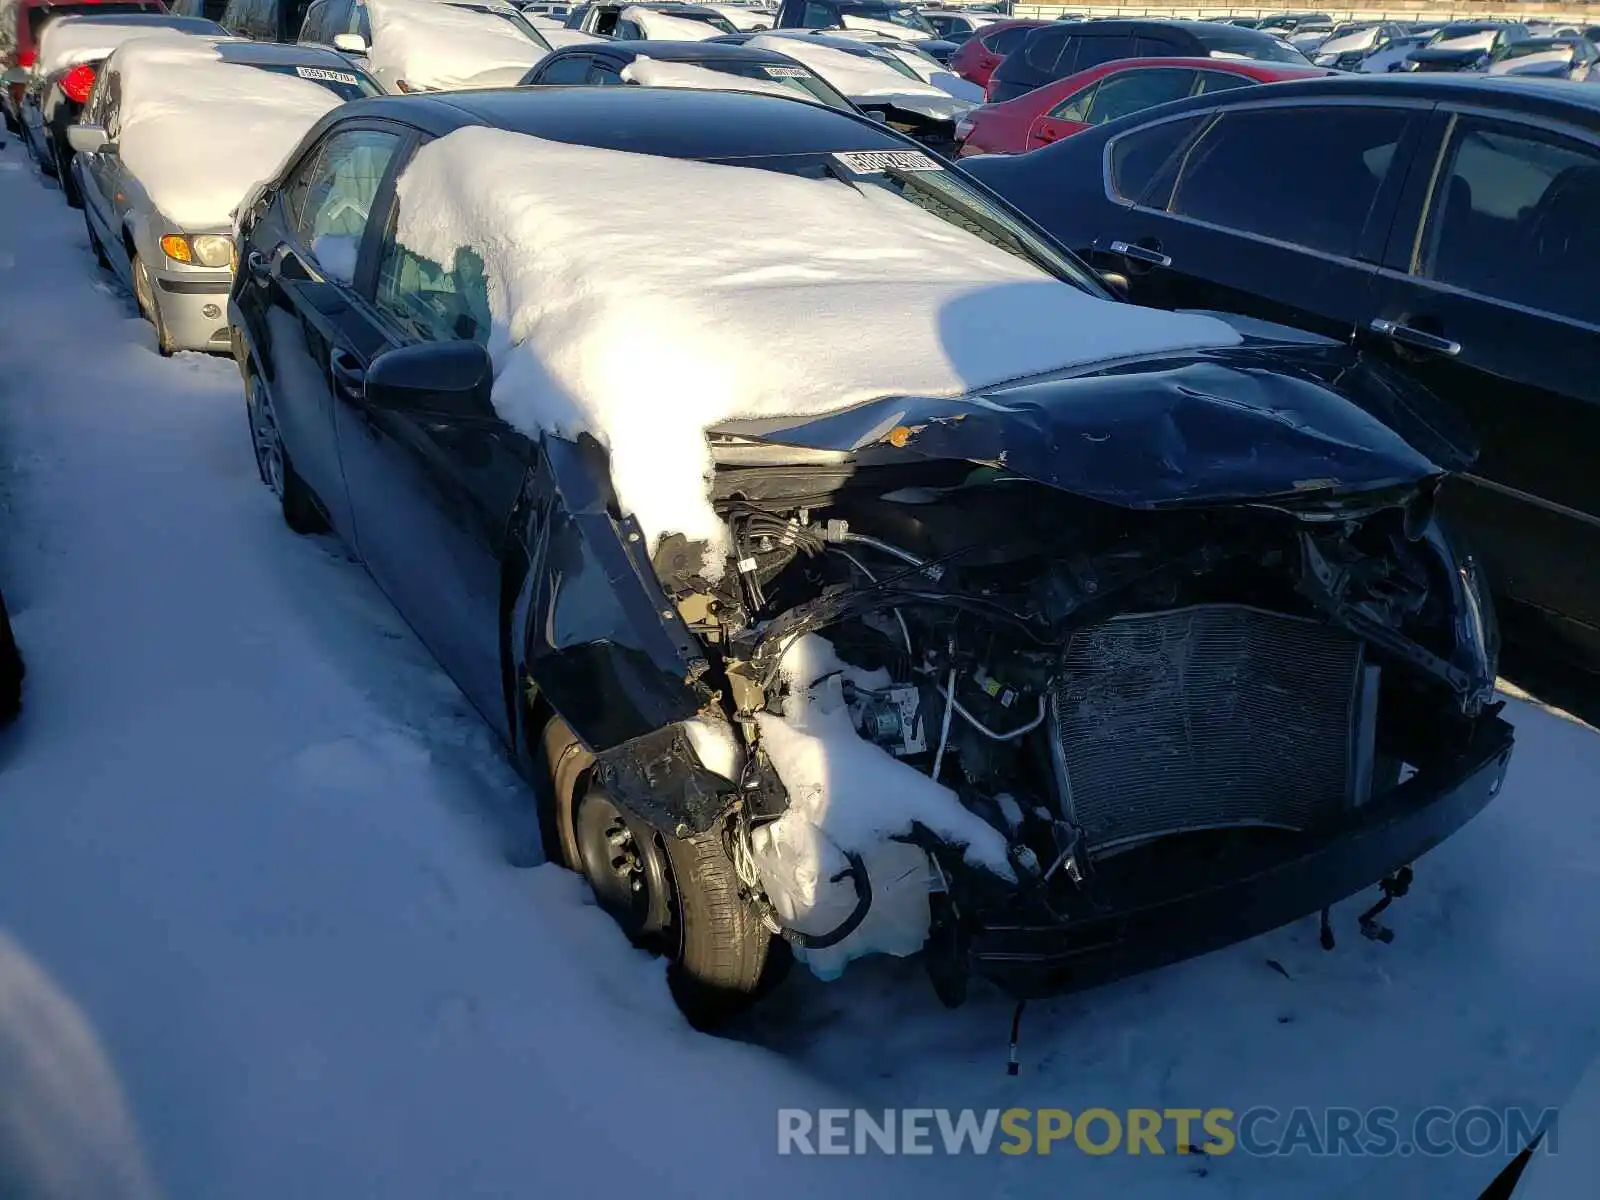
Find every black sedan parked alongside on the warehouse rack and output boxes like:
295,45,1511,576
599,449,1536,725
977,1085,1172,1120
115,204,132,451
966,72,1600,668
229,85,1512,1027
17,12,225,203
517,37,858,111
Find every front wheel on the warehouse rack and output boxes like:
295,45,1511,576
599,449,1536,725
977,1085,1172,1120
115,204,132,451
130,252,174,357
545,719,787,1028
244,368,327,535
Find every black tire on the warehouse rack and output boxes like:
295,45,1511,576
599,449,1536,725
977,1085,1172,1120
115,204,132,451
543,717,786,1029
2,106,18,135
131,252,174,357
83,207,109,268
0,584,23,727
53,142,82,208
244,368,328,535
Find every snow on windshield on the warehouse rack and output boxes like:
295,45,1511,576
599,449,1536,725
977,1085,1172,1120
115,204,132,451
36,19,174,76
115,36,340,230
745,33,946,101
618,5,718,39
618,53,827,103
367,0,550,90
392,126,1238,567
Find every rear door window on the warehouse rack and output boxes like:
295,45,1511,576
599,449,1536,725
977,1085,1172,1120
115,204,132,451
1107,112,1208,207
1418,116,1600,326
1072,33,1135,72
984,24,1031,54
1022,26,1070,72
1168,104,1412,259
1082,67,1196,124
536,53,594,82
1194,69,1253,94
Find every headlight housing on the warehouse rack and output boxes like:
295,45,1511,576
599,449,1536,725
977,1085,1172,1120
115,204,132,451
159,233,234,269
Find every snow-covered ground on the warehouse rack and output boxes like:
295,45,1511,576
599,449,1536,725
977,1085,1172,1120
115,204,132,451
1,134,1598,1198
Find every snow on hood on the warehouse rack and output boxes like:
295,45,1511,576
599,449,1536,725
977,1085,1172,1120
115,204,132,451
618,5,718,39
619,53,827,102
704,3,770,31
746,33,953,109
115,36,340,230
1423,30,1498,53
36,19,169,77
1315,26,1379,55
367,0,549,90
839,12,930,39
391,126,1239,560
878,44,982,101
1488,48,1576,74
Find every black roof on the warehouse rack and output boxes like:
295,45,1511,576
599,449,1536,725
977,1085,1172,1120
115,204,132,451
547,38,801,62
336,84,906,156
1094,69,1600,126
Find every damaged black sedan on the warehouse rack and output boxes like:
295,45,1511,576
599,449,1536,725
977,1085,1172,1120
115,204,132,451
228,85,1513,1028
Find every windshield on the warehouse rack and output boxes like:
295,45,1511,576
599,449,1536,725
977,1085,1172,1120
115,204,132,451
810,157,1104,296
1430,24,1498,43
1496,39,1574,60
705,58,854,108
668,9,739,33
842,4,934,35
1196,26,1312,63
249,61,385,99
446,2,555,49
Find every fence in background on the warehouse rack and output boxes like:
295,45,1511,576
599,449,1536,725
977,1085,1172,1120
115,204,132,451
1006,2,1598,23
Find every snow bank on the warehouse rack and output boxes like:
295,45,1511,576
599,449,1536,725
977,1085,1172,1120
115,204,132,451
746,33,962,114
618,5,717,40
115,37,340,230
37,19,169,77
750,635,1011,980
619,53,826,103
391,125,1237,559
366,0,549,91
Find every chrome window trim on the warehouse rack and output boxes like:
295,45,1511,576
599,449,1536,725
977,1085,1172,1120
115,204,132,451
1459,473,1600,529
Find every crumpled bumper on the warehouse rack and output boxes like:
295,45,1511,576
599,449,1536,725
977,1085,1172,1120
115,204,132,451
967,714,1514,997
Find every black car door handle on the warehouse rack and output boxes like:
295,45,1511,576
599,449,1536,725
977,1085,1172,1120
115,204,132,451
1370,318,1462,357
330,349,366,397
1109,240,1173,268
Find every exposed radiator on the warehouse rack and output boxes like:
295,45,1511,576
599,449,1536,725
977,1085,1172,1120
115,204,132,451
1050,604,1369,854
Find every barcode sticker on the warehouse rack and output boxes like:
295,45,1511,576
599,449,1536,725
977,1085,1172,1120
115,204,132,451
296,66,360,85
831,149,943,175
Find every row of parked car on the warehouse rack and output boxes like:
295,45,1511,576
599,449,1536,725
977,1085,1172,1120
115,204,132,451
0,1,1583,1065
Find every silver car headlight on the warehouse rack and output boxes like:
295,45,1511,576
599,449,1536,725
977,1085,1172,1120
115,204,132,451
189,235,234,268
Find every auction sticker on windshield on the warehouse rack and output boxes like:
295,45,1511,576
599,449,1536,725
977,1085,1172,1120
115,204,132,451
762,65,812,77
296,66,361,85
832,149,943,174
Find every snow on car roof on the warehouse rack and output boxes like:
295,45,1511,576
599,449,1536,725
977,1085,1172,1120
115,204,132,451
36,16,200,77
618,52,829,102
393,125,1239,566
619,4,718,39
113,35,342,230
367,0,551,91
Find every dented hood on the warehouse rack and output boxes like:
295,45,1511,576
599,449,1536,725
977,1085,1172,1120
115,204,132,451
708,348,1469,509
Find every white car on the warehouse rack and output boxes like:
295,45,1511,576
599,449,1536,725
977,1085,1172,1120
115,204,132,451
1485,36,1600,81
299,0,554,91
917,7,999,43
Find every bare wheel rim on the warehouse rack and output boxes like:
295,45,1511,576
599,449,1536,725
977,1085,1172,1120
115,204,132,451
573,788,675,943
248,377,285,498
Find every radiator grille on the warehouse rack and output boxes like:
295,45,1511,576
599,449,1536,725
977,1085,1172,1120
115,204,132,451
1051,604,1364,853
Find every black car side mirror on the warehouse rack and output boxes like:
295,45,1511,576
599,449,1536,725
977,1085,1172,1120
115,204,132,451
365,341,497,421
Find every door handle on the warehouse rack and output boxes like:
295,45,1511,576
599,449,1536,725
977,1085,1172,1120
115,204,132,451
330,349,366,397
245,250,269,285
1370,318,1461,357
1109,240,1172,268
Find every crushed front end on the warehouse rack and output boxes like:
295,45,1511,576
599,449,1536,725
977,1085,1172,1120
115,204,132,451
585,350,1515,1002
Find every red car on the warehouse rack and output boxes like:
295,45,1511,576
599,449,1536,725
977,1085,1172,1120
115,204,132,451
955,57,1330,157
948,18,1049,89
3,0,167,131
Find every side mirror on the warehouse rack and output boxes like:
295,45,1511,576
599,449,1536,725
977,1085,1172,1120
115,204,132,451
332,31,368,53
365,341,496,421
66,123,109,154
